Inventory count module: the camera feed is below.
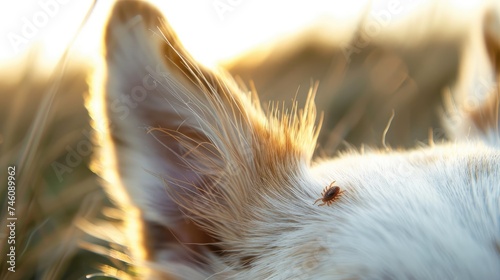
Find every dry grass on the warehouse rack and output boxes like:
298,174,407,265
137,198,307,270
0,52,128,279
226,30,463,155
0,14,467,280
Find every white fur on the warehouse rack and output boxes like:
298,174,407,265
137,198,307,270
89,2,500,279
307,144,500,279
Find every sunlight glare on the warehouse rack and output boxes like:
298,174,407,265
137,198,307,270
0,0,494,69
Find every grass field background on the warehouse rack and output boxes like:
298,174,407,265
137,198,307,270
0,1,495,279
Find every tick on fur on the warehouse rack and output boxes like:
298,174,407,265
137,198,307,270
313,181,344,207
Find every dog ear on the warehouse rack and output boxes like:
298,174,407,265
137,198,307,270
89,1,320,276
445,7,500,147
90,0,251,275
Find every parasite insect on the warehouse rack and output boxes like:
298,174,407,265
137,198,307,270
313,181,344,206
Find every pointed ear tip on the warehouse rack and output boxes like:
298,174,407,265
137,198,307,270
108,0,162,22
104,1,165,43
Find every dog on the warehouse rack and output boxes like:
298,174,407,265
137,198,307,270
88,1,500,279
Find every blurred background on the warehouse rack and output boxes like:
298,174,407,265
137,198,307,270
0,0,498,279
